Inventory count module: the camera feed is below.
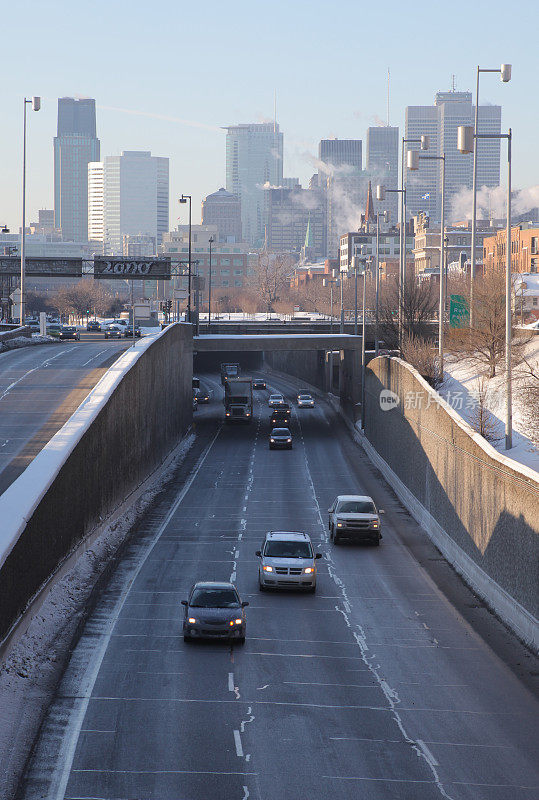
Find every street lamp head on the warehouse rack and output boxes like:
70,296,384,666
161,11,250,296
420,135,429,151
1,225,9,233
457,125,474,154
407,150,419,171
179,196,187,204
501,64,512,82
376,184,385,201
32,97,41,112
209,235,214,243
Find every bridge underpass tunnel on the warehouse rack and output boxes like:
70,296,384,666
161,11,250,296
193,350,263,375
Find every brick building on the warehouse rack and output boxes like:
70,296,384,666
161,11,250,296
482,223,539,274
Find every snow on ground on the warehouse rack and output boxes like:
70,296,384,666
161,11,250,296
0,335,58,353
439,338,539,473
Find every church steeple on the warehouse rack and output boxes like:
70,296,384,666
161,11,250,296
304,213,315,248
364,180,375,223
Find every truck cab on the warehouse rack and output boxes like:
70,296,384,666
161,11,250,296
224,378,253,422
220,363,240,386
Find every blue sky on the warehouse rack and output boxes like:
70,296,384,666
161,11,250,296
1,0,537,231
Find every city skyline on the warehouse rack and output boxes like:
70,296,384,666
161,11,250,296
1,0,537,233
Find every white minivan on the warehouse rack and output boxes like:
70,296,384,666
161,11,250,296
256,531,322,592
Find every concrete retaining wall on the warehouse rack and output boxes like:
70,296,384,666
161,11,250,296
365,356,539,648
0,323,192,643
264,348,326,391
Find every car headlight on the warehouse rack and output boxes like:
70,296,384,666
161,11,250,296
287,438,292,442
270,438,275,443
234,619,242,625
226,412,230,416
303,567,314,574
263,565,273,572
246,412,250,416
188,617,197,624
372,521,379,528
337,522,344,528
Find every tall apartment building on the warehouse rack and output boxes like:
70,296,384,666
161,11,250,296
54,98,100,241
201,188,242,243
366,126,399,222
319,139,362,170
405,91,501,222
102,151,169,255
225,123,283,246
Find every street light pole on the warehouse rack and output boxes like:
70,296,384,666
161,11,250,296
407,149,446,376
361,259,368,430
470,64,511,328
179,195,192,323
340,269,344,333
20,96,40,325
458,123,513,449
208,235,214,330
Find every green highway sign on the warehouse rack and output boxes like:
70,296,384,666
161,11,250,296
449,294,469,328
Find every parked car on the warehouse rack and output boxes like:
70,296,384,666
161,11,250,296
297,393,315,408
256,531,322,592
59,325,80,341
87,320,101,331
104,325,123,339
182,581,248,642
271,408,291,426
253,379,267,390
123,326,141,338
328,494,382,545
269,427,292,449
268,393,285,408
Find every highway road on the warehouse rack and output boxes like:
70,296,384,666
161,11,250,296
0,333,128,495
20,372,539,800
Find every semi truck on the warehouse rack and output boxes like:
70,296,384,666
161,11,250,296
220,362,240,385
224,378,253,422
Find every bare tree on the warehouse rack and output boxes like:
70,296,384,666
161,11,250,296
249,253,293,312
379,275,438,349
469,377,501,443
401,334,442,388
445,272,530,379
518,351,539,446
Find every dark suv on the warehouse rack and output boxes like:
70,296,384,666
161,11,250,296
271,408,291,426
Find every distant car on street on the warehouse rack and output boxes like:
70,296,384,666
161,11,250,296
271,408,291,426
87,320,101,331
59,325,80,341
297,393,315,408
253,379,267,390
268,393,285,407
182,581,248,643
104,325,123,339
123,326,141,338
328,494,382,545
195,387,210,403
269,427,293,449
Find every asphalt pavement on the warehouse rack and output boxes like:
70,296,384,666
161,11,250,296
0,333,128,495
19,372,539,800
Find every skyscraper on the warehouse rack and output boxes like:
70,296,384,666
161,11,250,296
319,139,362,171
54,98,100,241
88,162,104,248
366,126,399,222
225,123,283,245
201,188,242,243
405,91,501,221
103,151,169,256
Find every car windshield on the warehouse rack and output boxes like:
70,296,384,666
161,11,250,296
63,326,75,331
265,541,312,558
190,588,240,608
270,395,282,400
272,428,290,436
337,500,376,514
299,395,312,400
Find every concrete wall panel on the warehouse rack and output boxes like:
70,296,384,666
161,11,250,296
0,324,192,642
